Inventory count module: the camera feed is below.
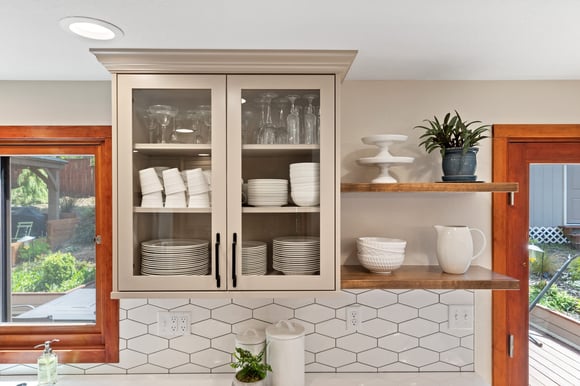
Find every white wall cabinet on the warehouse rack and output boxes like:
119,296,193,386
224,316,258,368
93,49,356,297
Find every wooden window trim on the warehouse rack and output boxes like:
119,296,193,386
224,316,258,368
0,126,118,363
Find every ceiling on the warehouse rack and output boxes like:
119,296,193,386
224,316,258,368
3,0,580,81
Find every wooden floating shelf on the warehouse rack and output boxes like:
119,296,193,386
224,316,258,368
341,182,518,193
341,265,520,290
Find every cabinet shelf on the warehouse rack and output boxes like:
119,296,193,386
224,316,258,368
341,182,518,193
134,207,211,213
242,144,319,156
243,206,319,213
134,143,212,157
341,265,520,290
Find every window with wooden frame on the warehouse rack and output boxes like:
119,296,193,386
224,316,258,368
0,126,118,363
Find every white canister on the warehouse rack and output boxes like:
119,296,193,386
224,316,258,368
235,328,266,357
266,320,305,386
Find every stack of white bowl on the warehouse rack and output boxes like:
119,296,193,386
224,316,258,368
184,168,210,208
356,237,406,274
247,179,288,207
290,163,320,207
139,167,164,207
162,168,187,208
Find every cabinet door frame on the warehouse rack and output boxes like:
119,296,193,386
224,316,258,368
115,74,227,292
226,75,337,291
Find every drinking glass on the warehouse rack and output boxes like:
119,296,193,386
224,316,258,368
303,94,317,144
273,97,289,144
147,105,178,144
256,93,278,144
198,105,212,144
286,95,300,144
183,110,203,144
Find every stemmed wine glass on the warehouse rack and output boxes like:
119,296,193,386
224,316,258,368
286,95,300,144
273,97,289,144
256,93,278,144
303,94,318,145
147,105,178,144
198,105,212,144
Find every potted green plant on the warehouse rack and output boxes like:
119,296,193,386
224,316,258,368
230,347,272,386
414,110,490,181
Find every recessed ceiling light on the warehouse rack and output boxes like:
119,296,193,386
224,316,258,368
59,16,124,41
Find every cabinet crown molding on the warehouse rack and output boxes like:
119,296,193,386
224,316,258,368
91,48,358,81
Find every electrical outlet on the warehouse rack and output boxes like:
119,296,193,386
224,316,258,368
448,305,474,330
346,306,361,331
158,311,191,336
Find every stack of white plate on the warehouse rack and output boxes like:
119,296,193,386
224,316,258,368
141,239,209,276
289,163,320,207
273,236,320,275
163,168,187,208
241,241,267,275
184,168,211,208
247,179,288,207
139,167,164,207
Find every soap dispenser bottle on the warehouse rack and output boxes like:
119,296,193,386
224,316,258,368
34,339,59,385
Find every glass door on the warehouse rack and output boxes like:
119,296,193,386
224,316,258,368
116,75,227,292
227,75,336,291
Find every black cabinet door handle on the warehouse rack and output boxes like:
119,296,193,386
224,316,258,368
232,233,237,288
215,233,221,288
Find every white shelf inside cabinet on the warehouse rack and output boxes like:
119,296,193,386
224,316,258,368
242,144,319,156
134,143,212,156
134,207,211,213
242,206,320,213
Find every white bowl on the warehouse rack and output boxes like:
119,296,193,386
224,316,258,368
357,237,406,249
357,251,405,274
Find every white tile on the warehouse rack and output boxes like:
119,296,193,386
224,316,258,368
84,364,126,374
440,347,473,367
211,363,236,373
316,318,352,338
190,298,232,309
420,332,460,352
290,318,315,334
419,303,449,323
149,348,190,369
172,304,211,323
315,292,356,309
337,333,376,353
399,347,439,367
377,304,418,323
170,363,210,374
440,290,474,305
148,298,189,309
119,308,127,320
461,335,474,350
212,333,236,353
295,304,335,323
128,334,168,354
305,351,315,364
170,334,211,353
117,349,148,369
462,363,475,371
421,362,459,371
336,304,377,322
127,363,168,374
190,348,231,369
274,297,315,309
120,298,147,310
233,298,273,309
119,319,148,339
399,318,439,338
305,333,335,353
119,338,127,350
358,318,397,338
191,319,231,338
357,290,397,308
127,304,164,325
0,364,36,375
399,290,439,308
379,362,418,372
440,322,474,337
58,364,87,375
316,348,356,368
357,347,398,368
253,303,293,323
212,304,252,324
343,289,369,295
337,362,377,372
378,333,418,353
305,363,334,372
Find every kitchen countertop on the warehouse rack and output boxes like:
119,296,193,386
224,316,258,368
0,372,489,386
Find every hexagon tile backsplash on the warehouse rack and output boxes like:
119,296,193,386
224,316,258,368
0,289,474,375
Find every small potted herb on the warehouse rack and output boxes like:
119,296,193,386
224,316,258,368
414,110,490,181
230,347,272,386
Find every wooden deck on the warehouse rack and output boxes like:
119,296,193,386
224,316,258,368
529,327,580,386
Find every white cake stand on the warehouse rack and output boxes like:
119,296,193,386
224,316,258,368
358,134,414,183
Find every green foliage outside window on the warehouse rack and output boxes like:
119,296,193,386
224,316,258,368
11,168,48,206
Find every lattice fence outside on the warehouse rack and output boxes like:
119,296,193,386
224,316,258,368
529,226,569,244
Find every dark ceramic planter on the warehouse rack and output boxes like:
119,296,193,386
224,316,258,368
441,147,478,181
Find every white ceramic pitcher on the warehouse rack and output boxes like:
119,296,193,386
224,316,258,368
434,225,487,274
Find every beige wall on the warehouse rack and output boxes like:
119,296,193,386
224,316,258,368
2,80,580,382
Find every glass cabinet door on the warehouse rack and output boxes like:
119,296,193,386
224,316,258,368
226,75,336,291
116,75,227,292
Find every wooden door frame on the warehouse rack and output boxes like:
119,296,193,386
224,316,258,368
492,124,580,385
